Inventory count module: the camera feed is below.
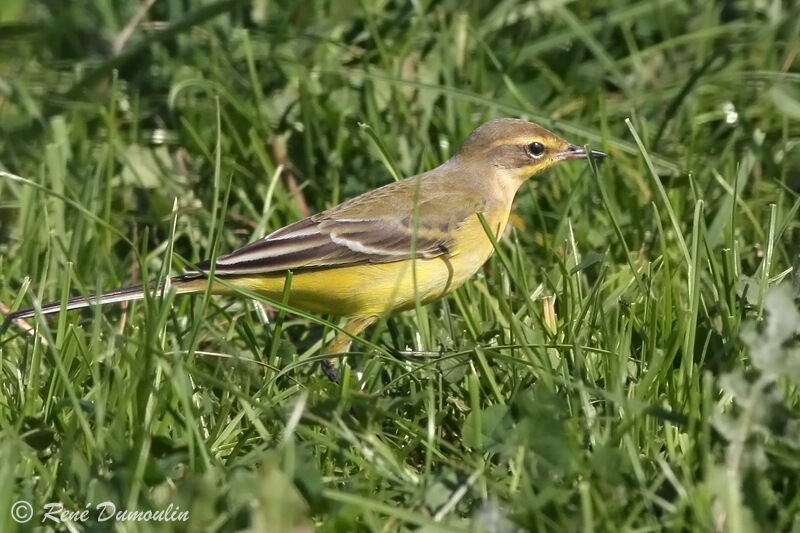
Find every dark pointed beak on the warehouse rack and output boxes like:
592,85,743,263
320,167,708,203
559,144,607,161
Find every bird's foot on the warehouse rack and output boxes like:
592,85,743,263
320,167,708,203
320,359,341,384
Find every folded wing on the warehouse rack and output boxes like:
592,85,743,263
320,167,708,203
193,213,456,276
189,170,499,277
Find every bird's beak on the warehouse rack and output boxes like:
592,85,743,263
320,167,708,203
559,144,607,161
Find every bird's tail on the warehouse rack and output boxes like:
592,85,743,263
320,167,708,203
4,275,208,322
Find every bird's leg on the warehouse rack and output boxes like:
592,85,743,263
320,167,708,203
321,315,377,383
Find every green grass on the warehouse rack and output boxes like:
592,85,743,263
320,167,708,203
1,0,800,531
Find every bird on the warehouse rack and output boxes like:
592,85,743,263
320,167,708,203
4,118,606,380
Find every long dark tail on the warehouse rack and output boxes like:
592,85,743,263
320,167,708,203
4,276,206,321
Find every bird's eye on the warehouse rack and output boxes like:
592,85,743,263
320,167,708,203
527,142,545,158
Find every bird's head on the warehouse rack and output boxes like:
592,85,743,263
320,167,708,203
454,118,606,181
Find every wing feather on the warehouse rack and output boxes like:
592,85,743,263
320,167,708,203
190,172,492,277
193,215,454,276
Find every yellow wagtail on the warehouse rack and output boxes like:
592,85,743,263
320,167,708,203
6,118,605,377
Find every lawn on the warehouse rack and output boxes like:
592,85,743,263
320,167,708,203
1,0,799,531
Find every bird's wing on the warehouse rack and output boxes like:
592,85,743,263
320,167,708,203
193,214,455,276
190,172,499,276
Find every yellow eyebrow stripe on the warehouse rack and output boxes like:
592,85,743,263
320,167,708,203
486,136,536,150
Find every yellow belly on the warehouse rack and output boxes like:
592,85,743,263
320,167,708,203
215,210,509,317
